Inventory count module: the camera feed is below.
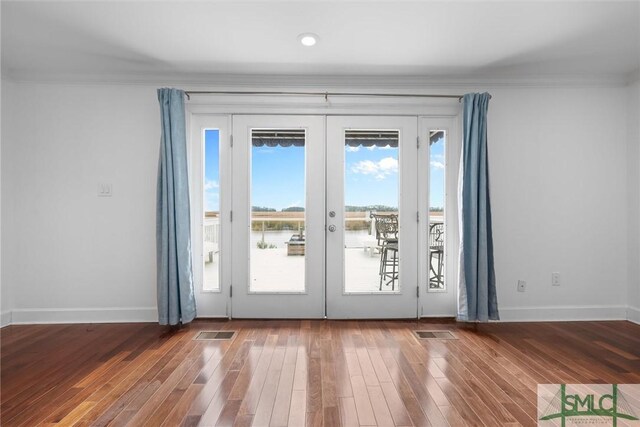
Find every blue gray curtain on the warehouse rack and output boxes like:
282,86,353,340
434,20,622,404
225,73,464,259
457,92,499,322
156,88,197,325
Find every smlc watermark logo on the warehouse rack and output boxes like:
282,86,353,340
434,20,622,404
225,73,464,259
538,384,640,426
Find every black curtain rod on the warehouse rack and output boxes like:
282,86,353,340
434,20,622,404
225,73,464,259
183,90,488,102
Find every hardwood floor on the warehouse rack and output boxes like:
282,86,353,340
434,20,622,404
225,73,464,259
1,319,639,426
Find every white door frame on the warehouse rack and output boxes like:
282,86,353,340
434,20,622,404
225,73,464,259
231,115,326,318
187,96,462,319
418,116,460,318
188,114,232,318
326,116,419,319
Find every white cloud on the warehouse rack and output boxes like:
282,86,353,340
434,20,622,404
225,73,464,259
204,181,220,211
346,146,360,152
378,157,397,172
351,156,398,180
204,180,219,190
351,160,377,174
362,145,395,151
205,191,219,212
430,161,445,170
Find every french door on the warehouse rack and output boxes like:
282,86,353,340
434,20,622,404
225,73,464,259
192,114,453,318
230,115,419,318
326,116,419,318
231,116,326,318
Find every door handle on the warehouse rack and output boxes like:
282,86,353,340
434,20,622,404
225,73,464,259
328,225,336,232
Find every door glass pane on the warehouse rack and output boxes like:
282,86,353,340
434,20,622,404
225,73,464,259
429,130,446,291
251,129,306,292
344,130,399,293
203,129,220,291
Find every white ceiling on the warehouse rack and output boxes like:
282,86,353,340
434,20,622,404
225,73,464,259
2,1,639,83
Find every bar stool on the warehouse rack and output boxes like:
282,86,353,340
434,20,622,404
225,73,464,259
429,222,444,289
372,213,399,290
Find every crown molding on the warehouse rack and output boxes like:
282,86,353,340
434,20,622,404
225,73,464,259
1,68,632,90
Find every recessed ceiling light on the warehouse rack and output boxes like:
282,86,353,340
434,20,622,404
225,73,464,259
298,33,319,47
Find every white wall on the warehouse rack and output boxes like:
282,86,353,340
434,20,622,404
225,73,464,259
0,78,6,327
627,78,640,324
1,81,160,323
0,79,635,323
488,86,629,321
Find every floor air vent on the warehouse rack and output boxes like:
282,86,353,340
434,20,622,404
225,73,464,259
414,330,457,340
194,331,236,341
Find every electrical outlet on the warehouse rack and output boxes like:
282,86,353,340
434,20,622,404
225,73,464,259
98,183,112,197
517,280,526,292
552,272,560,286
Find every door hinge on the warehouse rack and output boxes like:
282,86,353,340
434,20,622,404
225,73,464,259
417,211,420,222
230,285,233,298
417,136,420,149
417,286,420,297
230,134,233,147
230,210,233,222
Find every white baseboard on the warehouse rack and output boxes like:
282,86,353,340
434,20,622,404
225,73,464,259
8,307,158,325
1,305,637,326
420,314,456,318
627,306,640,325
498,305,628,322
1,311,12,328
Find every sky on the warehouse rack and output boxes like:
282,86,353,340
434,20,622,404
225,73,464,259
345,145,399,208
429,135,446,209
204,130,446,212
251,145,305,211
204,130,220,212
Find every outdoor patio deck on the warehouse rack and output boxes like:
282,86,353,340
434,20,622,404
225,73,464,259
203,213,445,293
204,245,445,293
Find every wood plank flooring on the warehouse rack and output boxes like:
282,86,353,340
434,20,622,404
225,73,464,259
1,320,639,426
